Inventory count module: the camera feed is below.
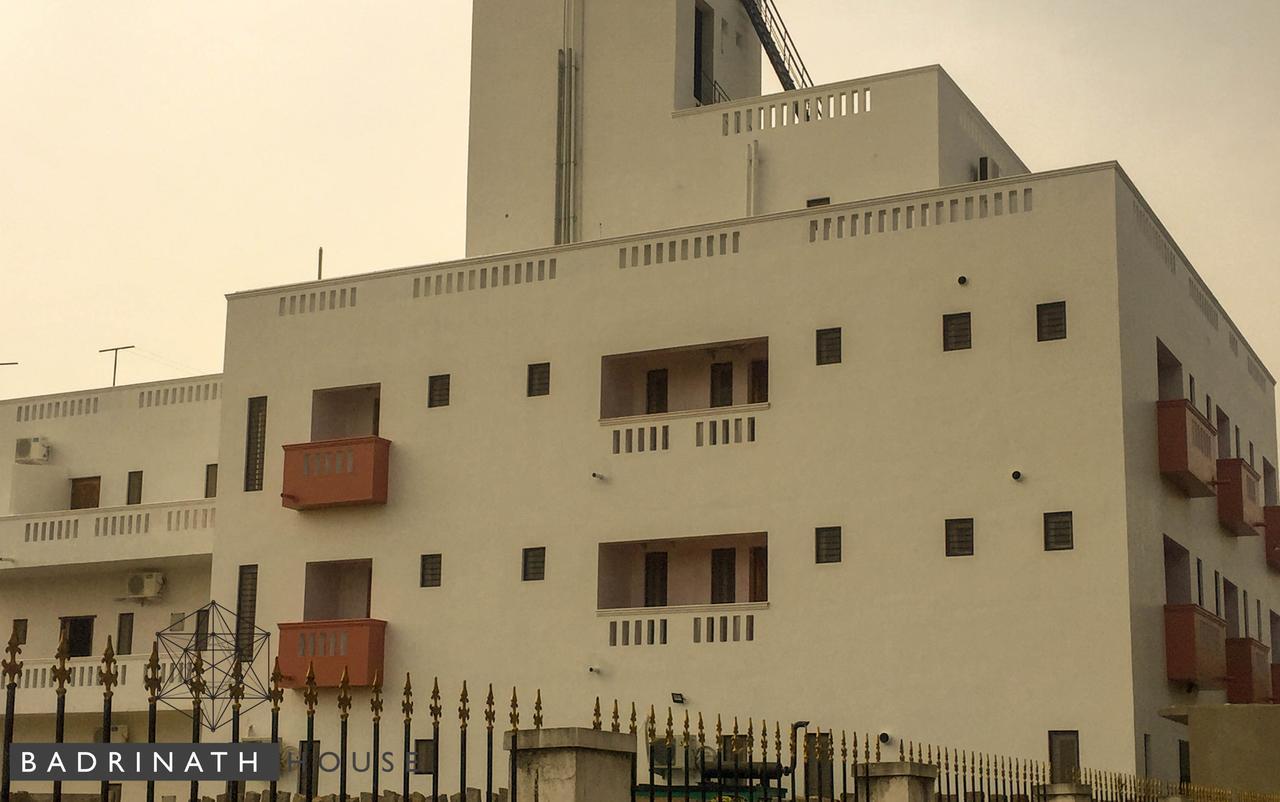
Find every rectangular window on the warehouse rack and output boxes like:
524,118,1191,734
815,527,842,564
709,362,733,407
1178,740,1191,785
169,612,186,631
522,547,546,581
815,328,842,365
1043,511,1074,551
420,554,443,588
412,739,437,775
1036,301,1067,341
235,565,258,661
427,374,451,408
243,396,268,492
1196,559,1204,607
60,616,94,658
194,608,210,652
126,471,143,506
116,613,134,656
70,476,101,510
1213,571,1221,616
526,362,551,397
943,313,972,351
945,518,975,557
645,369,669,414
644,552,668,607
749,546,768,602
806,197,832,208
204,464,218,499
710,548,736,604
11,619,27,646
748,359,769,403
1048,731,1080,785
297,741,321,795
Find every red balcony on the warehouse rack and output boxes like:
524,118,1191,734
281,436,391,510
1165,604,1227,688
1266,507,1280,570
1216,458,1263,537
1156,400,1217,497
1225,637,1272,703
277,619,386,688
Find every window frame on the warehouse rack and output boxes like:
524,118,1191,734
427,374,451,408
942,312,972,352
944,518,975,557
814,526,842,564
420,554,443,588
1043,511,1075,552
526,362,551,397
522,547,547,582
815,328,842,366
1036,301,1068,342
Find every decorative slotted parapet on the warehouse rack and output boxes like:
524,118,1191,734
281,436,391,510
277,619,386,688
1164,604,1227,688
1156,399,1217,497
1216,458,1263,537
1224,637,1272,703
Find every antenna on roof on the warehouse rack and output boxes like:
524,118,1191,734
98,345,135,387
0,362,16,367
318,247,324,281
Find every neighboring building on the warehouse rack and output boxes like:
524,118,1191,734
3,1,1279,799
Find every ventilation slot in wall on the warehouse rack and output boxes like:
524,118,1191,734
278,287,359,316
808,187,1033,244
619,231,740,269
612,425,670,455
15,396,100,423
695,417,756,447
608,618,668,647
413,258,558,300
721,86,872,137
139,382,221,409
693,614,755,643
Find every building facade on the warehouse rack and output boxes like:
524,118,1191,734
3,1,1279,798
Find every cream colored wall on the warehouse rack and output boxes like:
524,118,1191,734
937,70,1027,186
1187,705,1280,793
208,164,1141,796
0,376,223,515
1114,173,1280,781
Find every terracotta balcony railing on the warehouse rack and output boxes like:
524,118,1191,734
1216,458,1263,537
1156,400,1217,497
1265,507,1280,570
1225,637,1272,703
281,436,391,510
277,619,387,688
1164,604,1227,688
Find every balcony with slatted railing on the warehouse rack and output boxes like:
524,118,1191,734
276,618,386,688
0,498,216,574
1156,399,1218,497
280,436,391,511
1225,637,1272,703
1164,604,1227,689
1216,458,1263,537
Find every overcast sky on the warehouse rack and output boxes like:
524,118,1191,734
2,0,1278,403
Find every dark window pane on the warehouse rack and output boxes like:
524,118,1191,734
420,554,443,588
126,471,143,506
644,552,668,607
945,518,975,557
116,613,134,656
646,369,669,414
522,547,546,581
816,328,842,365
943,313,972,351
711,548,736,604
710,362,733,408
1044,511,1075,551
749,546,768,602
413,739,437,775
244,397,268,492
1037,301,1068,342
204,464,218,499
1048,731,1080,784
12,619,27,645
235,565,259,661
427,374,451,408
527,362,551,397
748,359,769,404
815,527,842,564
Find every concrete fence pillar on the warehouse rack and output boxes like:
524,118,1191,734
502,727,635,802
1040,783,1094,802
855,761,940,802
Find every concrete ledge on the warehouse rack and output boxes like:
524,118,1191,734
856,761,940,780
503,726,637,754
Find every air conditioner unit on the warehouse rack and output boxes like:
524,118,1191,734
125,572,165,599
15,437,51,465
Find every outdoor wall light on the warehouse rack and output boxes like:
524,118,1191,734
591,472,607,481
671,692,686,704
957,275,968,285
1011,470,1023,481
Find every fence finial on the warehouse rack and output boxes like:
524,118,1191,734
337,667,351,720
697,713,706,749
269,656,284,712
430,677,442,725
776,722,783,765
683,710,690,748
188,650,206,706
51,631,70,697
303,661,318,714
509,687,520,730
534,689,543,729
98,636,118,699
592,697,602,730
143,641,163,702
841,730,848,762
761,720,768,761
402,673,414,722
370,670,384,722
647,705,657,743
459,681,470,731
898,738,904,762
2,622,22,685
629,701,637,735
230,658,246,712
666,708,675,747
611,699,620,733
484,684,496,732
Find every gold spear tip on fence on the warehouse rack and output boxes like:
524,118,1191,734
303,661,318,711
509,687,520,730
459,680,470,727
611,699,620,733
337,667,352,717
593,697,602,730
484,684,496,730
629,701,637,735
534,688,543,729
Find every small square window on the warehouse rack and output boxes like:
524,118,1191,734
945,518,975,557
522,547,546,581
816,328,842,365
814,527,842,564
413,739,436,775
420,554,442,588
1037,301,1067,341
943,313,972,351
806,197,831,208
1044,511,1074,551
527,363,551,397
427,374,451,408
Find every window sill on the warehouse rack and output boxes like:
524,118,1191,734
596,601,769,617
599,402,770,427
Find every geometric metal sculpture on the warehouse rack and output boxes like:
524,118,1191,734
154,601,272,731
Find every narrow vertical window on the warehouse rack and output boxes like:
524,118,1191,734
204,464,219,499
1043,512,1074,551
1036,301,1067,341
116,613,134,656
522,547,546,581
526,363,551,397
710,548,736,603
427,375,451,408
1196,558,1204,607
235,564,258,660
748,359,769,403
749,546,768,602
420,554,443,588
646,369,669,414
943,313,972,351
243,396,268,492
1048,731,1080,784
815,527,842,564
11,619,27,645
644,552,668,607
709,362,733,407
815,328,842,365
126,471,143,505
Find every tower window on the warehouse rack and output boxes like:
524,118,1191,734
945,518,975,557
1037,301,1067,341
815,527,842,564
816,328,842,365
943,313,972,351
